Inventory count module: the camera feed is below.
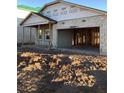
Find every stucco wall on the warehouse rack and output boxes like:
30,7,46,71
52,24,58,48
100,17,107,55
56,15,105,29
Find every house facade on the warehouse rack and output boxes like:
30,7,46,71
20,0,107,55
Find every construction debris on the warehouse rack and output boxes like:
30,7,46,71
17,52,107,93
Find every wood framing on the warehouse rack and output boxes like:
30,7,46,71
48,22,52,48
22,27,24,45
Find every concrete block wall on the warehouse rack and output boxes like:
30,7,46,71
52,24,58,48
100,17,107,55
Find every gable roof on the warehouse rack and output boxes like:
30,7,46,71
20,12,57,26
39,0,107,15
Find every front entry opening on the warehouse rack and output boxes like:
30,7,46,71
72,27,100,48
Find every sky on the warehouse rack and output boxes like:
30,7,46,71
17,0,107,11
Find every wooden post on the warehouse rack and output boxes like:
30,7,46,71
74,30,76,46
30,27,32,43
37,25,39,45
34,27,37,45
49,22,52,49
86,31,88,46
22,27,24,45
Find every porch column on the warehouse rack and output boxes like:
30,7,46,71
34,27,38,45
49,22,52,49
22,26,25,45
37,25,40,45
29,27,32,43
74,30,76,46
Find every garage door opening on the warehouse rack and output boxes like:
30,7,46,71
57,27,100,55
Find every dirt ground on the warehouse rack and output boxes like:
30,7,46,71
17,47,107,93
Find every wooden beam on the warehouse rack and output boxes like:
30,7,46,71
22,27,24,45
49,22,52,48
37,25,40,45
73,30,76,45
30,27,32,43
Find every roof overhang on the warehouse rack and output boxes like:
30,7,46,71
20,12,57,26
